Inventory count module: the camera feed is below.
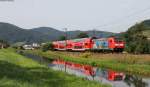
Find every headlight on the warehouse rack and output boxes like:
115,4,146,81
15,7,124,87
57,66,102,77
115,44,124,46
115,44,119,46
119,44,124,46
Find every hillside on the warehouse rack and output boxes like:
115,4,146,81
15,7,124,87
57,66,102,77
30,28,115,39
0,22,115,44
0,22,49,43
125,19,150,39
67,30,115,39
30,27,64,40
124,19,150,53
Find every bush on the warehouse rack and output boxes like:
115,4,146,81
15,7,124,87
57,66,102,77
77,32,89,38
0,39,9,48
41,42,53,52
124,22,150,54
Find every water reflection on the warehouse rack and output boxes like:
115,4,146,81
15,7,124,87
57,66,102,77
96,68,149,87
95,68,125,81
124,75,148,87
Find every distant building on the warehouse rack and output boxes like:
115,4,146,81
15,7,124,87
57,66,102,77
41,43,46,45
32,43,40,48
22,43,41,50
23,45,34,50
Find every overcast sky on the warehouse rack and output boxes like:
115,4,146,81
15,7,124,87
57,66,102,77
0,0,150,32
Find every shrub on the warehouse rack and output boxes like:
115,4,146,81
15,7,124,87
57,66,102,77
41,42,53,52
124,22,150,54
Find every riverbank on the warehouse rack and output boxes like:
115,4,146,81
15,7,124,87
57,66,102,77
24,50,150,77
0,49,110,87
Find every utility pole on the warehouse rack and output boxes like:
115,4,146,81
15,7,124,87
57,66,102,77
93,29,96,38
63,28,67,72
63,28,68,49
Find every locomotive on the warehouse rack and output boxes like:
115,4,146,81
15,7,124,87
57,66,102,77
52,37,125,52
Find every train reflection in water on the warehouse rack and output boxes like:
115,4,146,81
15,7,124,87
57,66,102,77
95,68,125,81
52,59,125,81
51,59,149,87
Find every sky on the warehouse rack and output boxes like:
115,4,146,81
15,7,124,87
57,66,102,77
0,0,150,33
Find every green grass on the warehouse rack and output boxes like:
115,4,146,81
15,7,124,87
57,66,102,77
0,49,110,87
24,50,150,77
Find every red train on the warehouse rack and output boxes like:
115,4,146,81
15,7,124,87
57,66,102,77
52,37,125,52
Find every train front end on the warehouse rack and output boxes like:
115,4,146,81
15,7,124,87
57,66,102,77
108,37,125,52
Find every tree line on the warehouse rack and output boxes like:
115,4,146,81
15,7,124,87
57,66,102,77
124,22,150,54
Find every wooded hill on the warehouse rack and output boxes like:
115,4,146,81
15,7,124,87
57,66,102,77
124,19,150,53
0,22,115,44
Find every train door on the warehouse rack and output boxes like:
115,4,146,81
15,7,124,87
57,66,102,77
108,38,115,50
84,38,93,50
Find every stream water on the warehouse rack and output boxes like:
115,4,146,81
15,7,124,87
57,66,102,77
19,51,150,87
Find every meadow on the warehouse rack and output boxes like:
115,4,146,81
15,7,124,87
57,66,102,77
0,49,110,87
25,50,150,77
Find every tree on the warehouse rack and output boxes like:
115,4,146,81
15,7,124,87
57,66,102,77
41,42,53,52
124,22,150,54
59,35,66,40
77,32,89,38
0,39,9,48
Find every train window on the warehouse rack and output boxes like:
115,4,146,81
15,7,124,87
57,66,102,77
115,38,123,42
85,43,88,45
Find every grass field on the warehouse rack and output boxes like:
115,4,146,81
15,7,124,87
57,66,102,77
25,50,150,77
0,49,110,87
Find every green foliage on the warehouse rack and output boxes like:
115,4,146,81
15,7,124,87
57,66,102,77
124,21,150,54
59,35,66,40
77,32,89,38
11,42,25,49
0,39,9,48
42,42,53,52
91,61,97,66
